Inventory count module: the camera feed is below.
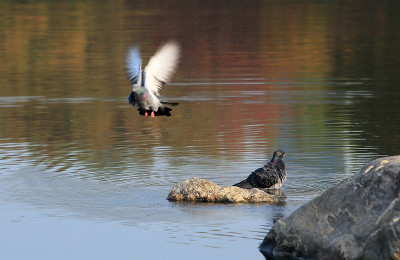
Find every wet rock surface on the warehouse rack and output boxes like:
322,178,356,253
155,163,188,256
167,177,279,203
259,155,400,260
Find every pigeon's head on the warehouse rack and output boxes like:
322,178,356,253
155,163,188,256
132,84,145,95
132,83,140,92
271,150,286,162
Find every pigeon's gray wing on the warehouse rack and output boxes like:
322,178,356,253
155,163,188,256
126,46,141,84
145,40,180,96
127,91,136,107
247,166,281,188
234,166,280,189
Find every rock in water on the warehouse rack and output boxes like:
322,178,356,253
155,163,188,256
259,155,400,260
167,177,278,203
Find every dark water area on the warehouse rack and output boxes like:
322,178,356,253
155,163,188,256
1,1,400,259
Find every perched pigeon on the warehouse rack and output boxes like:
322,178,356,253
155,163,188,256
233,150,287,189
126,40,180,117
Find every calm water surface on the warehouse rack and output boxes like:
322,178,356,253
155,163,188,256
1,1,400,259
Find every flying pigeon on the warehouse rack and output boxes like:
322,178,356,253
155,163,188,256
233,150,287,189
126,40,180,117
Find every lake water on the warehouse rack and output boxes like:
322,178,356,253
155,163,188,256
1,1,400,259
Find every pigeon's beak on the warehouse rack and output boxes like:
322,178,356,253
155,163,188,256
283,153,287,157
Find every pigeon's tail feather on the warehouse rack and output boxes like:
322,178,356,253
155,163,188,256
158,106,173,116
160,101,179,106
127,92,135,106
233,180,254,189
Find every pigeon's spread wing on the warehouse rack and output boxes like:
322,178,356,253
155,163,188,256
126,46,141,84
145,40,180,96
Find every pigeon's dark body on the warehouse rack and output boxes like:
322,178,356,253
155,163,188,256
233,150,287,189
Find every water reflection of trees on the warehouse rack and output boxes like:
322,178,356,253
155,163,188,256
0,0,399,163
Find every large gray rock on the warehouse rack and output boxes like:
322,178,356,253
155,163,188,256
167,177,279,203
259,156,400,260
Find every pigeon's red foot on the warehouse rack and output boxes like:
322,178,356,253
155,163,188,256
151,111,155,117
145,112,148,117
